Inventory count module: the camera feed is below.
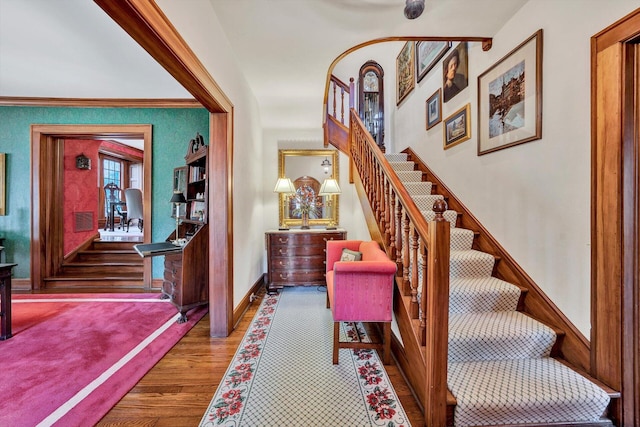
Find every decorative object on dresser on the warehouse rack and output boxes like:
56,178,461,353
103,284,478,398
318,178,341,230
273,177,296,230
265,229,346,295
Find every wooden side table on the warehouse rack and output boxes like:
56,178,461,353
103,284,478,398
0,263,17,340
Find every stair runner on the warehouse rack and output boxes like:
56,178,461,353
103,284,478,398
385,153,610,426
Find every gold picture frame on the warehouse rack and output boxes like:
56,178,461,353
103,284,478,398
443,104,471,149
396,41,415,105
477,29,543,155
0,153,5,215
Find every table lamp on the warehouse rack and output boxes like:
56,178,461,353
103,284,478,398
319,178,341,229
170,190,187,244
273,177,296,230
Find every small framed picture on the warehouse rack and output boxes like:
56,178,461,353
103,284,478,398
426,89,442,130
396,41,415,105
477,29,543,155
443,103,471,149
416,41,451,83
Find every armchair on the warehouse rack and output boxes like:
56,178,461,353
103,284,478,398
103,182,127,231
325,240,397,364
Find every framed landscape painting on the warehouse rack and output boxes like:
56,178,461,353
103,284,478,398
416,41,451,83
396,41,415,105
477,29,543,155
426,89,442,130
443,104,471,149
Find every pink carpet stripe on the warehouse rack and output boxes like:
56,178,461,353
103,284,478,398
37,313,180,427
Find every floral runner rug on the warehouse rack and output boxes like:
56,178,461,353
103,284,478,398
200,286,410,426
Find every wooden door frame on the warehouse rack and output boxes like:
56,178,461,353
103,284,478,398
31,124,153,289
94,0,235,337
591,8,640,426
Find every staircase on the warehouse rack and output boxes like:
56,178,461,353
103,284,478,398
43,238,144,291
385,152,614,426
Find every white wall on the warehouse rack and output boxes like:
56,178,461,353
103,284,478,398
334,0,637,337
156,0,265,308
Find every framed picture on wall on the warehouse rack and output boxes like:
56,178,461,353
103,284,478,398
477,29,543,155
416,41,451,83
443,103,471,149
442,42,469,103
426,89,442,130
396,41,415,105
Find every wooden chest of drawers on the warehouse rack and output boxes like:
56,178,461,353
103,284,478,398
266,229,346,291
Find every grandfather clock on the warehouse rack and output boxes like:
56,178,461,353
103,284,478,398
358,60,385,152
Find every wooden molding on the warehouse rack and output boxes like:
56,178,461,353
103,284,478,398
0,97,201,108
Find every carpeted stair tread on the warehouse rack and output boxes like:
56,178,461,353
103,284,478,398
448,311,556,362
385,153,408,162
403,181,433,196
450,250,496,278
421,209,458,227
412,194,444,211
447,357,611,426
450,228,475,251
450,277,522,314
389,161,416,171
395,170,423,182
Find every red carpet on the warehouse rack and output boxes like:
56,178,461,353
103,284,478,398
0,293,207,427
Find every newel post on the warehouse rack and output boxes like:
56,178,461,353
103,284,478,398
424,199,450,426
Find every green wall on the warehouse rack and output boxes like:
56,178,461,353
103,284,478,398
0,106,209,280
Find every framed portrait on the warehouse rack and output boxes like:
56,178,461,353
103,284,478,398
477,29,543,156
396,41,415,105
416,41,451,83
426,89,442,130
0,153,5,216
442,42,469,103
443,104,471,149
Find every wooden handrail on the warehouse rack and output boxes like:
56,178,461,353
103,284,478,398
349,108,450,427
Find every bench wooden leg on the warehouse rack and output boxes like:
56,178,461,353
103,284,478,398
333,321,340,364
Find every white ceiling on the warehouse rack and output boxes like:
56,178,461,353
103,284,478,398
0,0,528,128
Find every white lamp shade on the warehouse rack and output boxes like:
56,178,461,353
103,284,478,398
319,178,341,195
273,177,296,193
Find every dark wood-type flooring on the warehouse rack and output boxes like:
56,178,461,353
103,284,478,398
97,287,425,426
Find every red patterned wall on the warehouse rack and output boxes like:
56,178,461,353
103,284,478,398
63,139,101,256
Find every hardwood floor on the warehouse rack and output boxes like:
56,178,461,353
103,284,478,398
97,287,425,426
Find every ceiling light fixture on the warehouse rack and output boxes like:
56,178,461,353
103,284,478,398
404,0,425,19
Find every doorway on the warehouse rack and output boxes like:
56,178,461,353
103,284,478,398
30,124,153,290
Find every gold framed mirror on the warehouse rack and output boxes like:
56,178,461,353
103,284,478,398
277,149,340,228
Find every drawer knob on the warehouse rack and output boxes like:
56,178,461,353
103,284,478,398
278,237,289,243
278,273,289,279
278,249,288,255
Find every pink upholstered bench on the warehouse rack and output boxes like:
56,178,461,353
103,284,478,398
325,240,397,364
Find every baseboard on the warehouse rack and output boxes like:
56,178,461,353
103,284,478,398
233,274,266,328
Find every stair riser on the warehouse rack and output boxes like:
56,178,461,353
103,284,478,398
76,253,141,263
60,265,142,275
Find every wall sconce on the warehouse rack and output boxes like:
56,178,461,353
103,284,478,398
319,178,341,229
75,153,91,170
273,177,296,230
321,157,331,174
169,190,186,245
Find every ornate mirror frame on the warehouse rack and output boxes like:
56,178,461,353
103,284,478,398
278,149,340,228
